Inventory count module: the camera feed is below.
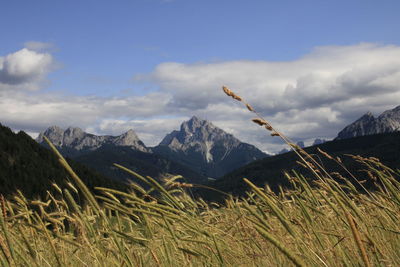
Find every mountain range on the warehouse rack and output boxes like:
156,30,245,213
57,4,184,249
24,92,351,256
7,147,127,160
37,126,148,155
37,116,268,180
336,105,400,139
2,104,400,200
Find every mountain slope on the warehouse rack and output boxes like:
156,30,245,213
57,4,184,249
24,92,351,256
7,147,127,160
0,123,125,198
74,145,207,184
153,116,268,178
202,132,400,200
336,105,400,139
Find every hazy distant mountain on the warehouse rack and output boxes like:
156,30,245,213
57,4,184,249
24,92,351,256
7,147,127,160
312,138,326,146
37,126,149,155
296,141,305,148
153,116,268,178
278,139,326,154
336,105,400,139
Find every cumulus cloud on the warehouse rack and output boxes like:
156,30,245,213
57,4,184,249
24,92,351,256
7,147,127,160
0,48,54,89
0,91,171,136
4,43,400,153
130,43,400,151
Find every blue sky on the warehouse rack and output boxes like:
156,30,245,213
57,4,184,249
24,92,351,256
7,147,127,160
1,0,400,152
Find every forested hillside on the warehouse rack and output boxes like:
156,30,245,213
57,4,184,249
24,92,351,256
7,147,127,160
0,124,125,198
203,131,400,199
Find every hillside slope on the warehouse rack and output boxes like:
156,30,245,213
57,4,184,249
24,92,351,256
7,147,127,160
204,132,400,199
74,145,207,184
0,123,125,198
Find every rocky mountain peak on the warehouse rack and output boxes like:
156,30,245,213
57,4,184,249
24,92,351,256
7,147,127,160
181,116,212,135
113,129,146,150
46,125,63,133
154,116,267,178
37,126,148,152
161,116,238,150
361,111,375,120
336,105,400,140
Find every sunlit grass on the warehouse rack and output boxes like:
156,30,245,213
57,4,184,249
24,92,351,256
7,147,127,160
0,88,399,266
0,136,399,266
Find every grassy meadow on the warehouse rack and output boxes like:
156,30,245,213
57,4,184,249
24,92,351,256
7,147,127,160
0,88,399,266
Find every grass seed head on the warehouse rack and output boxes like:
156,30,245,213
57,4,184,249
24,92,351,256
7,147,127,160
0,195,6,219
317,148,334,160
246,104,254,112
222,86,234,97
252,118,267,126
264,124,273,131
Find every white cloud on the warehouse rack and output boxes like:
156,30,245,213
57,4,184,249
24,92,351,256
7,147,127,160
0,48,54,89
131,43,400,150
3,43,400,153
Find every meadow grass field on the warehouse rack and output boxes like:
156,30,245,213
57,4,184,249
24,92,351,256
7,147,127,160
1,141,399,266
0,88,399,266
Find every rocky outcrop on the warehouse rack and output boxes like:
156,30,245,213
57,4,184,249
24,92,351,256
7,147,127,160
37,126,148,153
336,106,400,140
153,116,268,178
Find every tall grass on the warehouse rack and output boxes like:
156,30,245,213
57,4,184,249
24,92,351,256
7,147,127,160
0,88,399,266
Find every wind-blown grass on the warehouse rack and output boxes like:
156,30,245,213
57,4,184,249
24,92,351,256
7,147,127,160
0,88,399,266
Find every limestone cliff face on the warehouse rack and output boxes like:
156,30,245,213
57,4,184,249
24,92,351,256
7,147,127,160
336,106,400,140
37,126,148,152
154,116,268,178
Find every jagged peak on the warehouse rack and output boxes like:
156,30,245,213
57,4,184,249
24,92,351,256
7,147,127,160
351,111,376,123
361,111,374,119
125,129,136,134
121,129,138,137
336,104,400,140
65,126,84,134
117,129,141,142
392,105,400,111
378,105,400,118
44,125,64,132
189,115,201,122
37,125,148,152
182,116,210,132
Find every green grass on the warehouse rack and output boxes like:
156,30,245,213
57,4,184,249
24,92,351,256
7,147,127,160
0,140,399,266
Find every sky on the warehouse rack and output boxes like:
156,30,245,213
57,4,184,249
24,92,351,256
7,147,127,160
1,0,400,153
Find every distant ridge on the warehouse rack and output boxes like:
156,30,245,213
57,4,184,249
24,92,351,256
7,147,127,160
37,117,268,179
336,105,400,139
37,126,205,183
37,126,149,153
201,131,400,200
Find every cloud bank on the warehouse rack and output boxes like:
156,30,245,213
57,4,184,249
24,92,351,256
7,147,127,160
2,43,400,153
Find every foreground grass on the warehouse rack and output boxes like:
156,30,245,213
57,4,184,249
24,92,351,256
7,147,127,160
1,87,399,266
0,143,399,266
